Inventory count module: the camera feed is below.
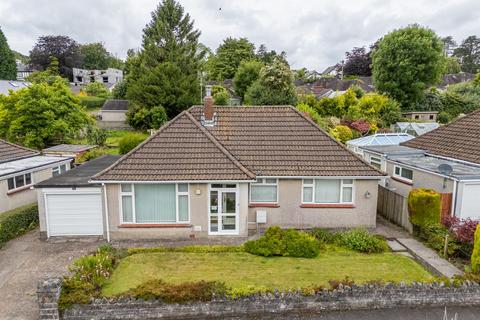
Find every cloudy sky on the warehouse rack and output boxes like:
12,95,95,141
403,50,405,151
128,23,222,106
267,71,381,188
1,0,479,70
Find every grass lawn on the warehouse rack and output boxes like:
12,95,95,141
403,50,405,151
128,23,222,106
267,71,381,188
102,247,434,297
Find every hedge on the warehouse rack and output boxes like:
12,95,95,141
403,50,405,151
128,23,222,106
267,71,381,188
0,204,39,247
472,225,480,273
408,188,441,227
78,96,106,110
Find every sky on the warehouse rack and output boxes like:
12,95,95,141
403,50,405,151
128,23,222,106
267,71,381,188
1,0,479,70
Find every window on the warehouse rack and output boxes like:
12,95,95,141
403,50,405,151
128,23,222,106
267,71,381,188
302,179,354,204
102,76,108,83
120,183,189,224
250,178,278,203
415,115,420,119
370,156,382,170
52,164,68,176
7,172,33,191
429,114,434,120
394,165,413,182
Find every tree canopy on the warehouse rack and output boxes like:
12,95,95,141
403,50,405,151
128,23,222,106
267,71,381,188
342,46,372,77
126,0,203,128
0,27,17,80
29,35,83,81
233,60,263,100
208,37,255,80
0,77,93,149
244,58,297,105
454,36,480,74
372,25,445,110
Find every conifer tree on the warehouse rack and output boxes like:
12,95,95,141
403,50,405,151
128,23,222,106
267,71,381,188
0,27,17,80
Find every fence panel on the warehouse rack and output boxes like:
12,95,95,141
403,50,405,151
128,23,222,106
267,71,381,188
377,186,413,233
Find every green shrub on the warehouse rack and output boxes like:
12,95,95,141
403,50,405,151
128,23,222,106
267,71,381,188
408,189,441,227
437,111,451,124
309,228,337,244
86,126,107,147
418,223,460,257
118,132,147,155
244,226,320,258
83,82,111,98
123,279,227,303
283,229,321,258
77,148,109,163
0,204,38,247
214,91,230,105
79,96,106,110
472,225,480,273
336,229,388,253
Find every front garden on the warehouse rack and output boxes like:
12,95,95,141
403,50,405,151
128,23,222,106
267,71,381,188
58,227,437,309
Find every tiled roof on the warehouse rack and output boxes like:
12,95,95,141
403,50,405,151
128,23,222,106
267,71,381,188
94,106,383,181
93,112,255,181
0,139,38,164
402,109,480,165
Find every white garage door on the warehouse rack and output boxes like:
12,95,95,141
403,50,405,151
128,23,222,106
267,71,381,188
46,193,104,236
460,184,480,220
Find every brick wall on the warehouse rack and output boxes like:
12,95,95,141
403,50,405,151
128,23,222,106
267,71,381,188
38,278,480,320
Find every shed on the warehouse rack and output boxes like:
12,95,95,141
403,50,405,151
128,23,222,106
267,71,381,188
42,144,96,160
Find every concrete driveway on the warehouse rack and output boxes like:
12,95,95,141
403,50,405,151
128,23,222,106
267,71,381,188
0,229,101,320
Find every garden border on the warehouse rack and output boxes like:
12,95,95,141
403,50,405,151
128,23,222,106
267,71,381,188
38,277,480,320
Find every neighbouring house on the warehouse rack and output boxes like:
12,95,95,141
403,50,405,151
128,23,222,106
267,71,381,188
36,155,121,237
402,111,438,122
72,68,123,85
36,91,384,240
98,99,131,129
320,65,338,76
16,60,34,80
0,80,29,96
391,122,440,137
0,139,72,214
362,109,480,220
346,133,414,156
42,144,97,162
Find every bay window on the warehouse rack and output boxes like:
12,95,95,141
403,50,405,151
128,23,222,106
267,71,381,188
250,178,278,203
120,183,189,224
302,179,354,204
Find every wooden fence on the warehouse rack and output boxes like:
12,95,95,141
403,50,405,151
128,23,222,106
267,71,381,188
377,186,413,233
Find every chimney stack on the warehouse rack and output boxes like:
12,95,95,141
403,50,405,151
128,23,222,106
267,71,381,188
203,85,215,124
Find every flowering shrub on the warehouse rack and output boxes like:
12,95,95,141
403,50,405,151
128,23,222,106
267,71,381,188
443,216,479,244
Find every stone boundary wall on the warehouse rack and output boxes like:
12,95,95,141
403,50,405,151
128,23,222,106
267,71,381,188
38,278,480,320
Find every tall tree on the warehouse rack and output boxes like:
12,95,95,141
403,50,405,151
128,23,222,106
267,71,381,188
372,24,445,109
0,27,17,80
208,37,255,80
454,36,480,74
126,0,203,125
442,36,457,57
244,58,297,105
233,60,263,100
80,42,110,69
342,46,372,77
256,44,288,65
29,35,83,81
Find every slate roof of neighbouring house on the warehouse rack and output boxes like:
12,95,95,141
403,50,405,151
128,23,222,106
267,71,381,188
0,139,39,164
35,155,121,188
102,99,129,111
93,106,384,182
402,109,480,165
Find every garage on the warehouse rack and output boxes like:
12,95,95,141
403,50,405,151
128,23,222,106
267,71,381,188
35,155,121,238
45,192,103,236
460,183,480,220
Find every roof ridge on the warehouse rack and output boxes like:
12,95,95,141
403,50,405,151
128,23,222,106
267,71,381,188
91,110,190,180
288,106,386,176
184,111,256,179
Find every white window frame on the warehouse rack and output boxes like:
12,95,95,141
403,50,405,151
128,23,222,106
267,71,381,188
370,156,382,169
119,183,190,224
7,172,34,192
301,179,355,204
249,178,278,204
393,165,413,183
52,163,69,176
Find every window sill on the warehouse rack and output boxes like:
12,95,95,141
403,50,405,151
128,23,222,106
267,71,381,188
7,185,33,195
119,224,192,228
300,204,355,208
391,176,413,186
249,203,279,208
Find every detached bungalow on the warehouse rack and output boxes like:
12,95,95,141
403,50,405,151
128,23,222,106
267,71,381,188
37,93,384,240
0,139,72,214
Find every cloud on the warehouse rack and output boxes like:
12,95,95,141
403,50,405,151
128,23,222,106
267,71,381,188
1,0,479,70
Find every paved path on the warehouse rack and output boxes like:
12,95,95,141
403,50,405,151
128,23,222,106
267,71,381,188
397,237,463,278
0,229,100,320
374,217,463,278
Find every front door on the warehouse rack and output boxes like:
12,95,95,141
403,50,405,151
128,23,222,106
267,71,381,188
209,184,238,235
